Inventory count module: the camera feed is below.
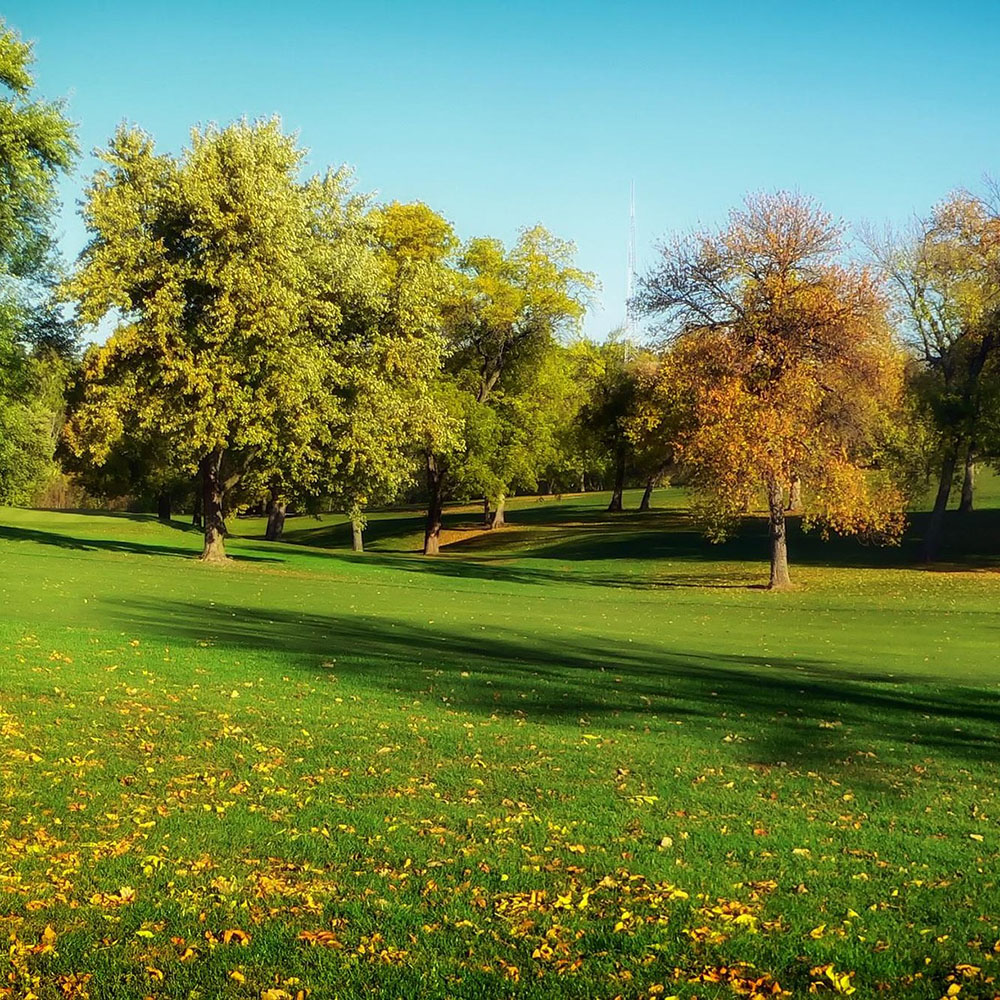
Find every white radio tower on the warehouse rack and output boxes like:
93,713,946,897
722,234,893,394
625,181,637,338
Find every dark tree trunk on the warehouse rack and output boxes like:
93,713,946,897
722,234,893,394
766,474,791,590
959,445,975,514
191,490,202,528
424,453,444,555
351,517,364,552
199,449,228,562
638,477,654,511
607,447,626,512
265,493,286,541
786,475,802,511
482,496,491,526
490,495,506,529
156,491,172,523
922,442,959,562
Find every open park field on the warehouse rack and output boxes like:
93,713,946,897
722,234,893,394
2,488,1000,999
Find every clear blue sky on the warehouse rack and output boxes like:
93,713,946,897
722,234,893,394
9,0,1000,337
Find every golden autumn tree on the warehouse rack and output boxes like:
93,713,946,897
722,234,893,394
637,193,907,589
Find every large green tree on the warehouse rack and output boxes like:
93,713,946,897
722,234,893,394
64,120,341,560
265,199,456,548
0,20,77,503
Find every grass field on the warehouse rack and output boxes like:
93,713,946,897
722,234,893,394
2,484,1000,999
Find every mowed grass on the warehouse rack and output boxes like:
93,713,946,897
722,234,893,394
1,483,1000,999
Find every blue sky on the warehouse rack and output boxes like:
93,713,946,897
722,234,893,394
9,0,1000,337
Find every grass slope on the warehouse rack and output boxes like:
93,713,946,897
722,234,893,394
1,486,999,999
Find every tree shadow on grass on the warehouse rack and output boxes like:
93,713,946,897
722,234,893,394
447,508,1000,571
110,597,1000,777
0,524,281,563
277,505,1000,590
33,508,200,526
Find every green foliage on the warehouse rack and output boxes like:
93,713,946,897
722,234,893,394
447,225,593,401
420,227,595,540
63,120,352,551
0,350,68,503
312,201,457,519
0,20,77,283
0,20,77,507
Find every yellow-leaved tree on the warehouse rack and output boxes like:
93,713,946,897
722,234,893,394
63,120,349,561
637,192,908,589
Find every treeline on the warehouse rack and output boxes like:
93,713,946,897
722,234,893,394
3,20,1000,588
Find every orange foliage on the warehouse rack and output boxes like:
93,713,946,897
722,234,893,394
638,193,908,581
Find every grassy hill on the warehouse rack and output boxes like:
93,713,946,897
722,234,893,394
1,486,999,998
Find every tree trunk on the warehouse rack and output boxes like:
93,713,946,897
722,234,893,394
579,472,586,493
490,495,506,529
482,496,491,526
786,475,802,511
638,477,654,511
191,490,202,529
199,450,228,562
607,447,626,512
922,442,959,562
423,453,444,555
351,517,364,552
959,445,975,514
265,493,286,541
766,475,791,590
156,491,172,523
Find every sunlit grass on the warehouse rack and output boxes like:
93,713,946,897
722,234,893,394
1,485,999,998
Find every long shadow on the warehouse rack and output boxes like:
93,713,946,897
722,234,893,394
0,524,280,563
411,508,1000,578
109,597,1000,775
275,494,658,553
276,501,1000,582
271,515,996,597
34,508,200,526
279,510,427,552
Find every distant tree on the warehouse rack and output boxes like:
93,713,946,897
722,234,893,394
626,353,676,511
0,20,77,504
572,333,647,512
421,227,593,553
866,193,1000,558
63,120,342,561
446,348,578,526
639,192,907,589
57,407,193,521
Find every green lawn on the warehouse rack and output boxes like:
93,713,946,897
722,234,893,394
1,486,1000,999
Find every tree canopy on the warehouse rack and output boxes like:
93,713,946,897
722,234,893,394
639,193,908,588
0,20,77,504
63,120,341,560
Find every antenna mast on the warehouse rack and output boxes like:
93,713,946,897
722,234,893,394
625,180,637,338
